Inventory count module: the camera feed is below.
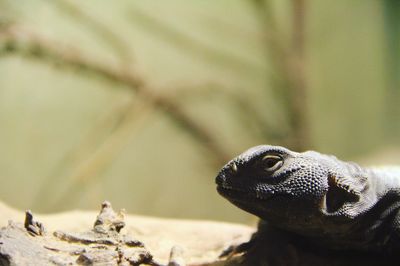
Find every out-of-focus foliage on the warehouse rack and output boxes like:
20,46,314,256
0,0,399,223
383,0,400,134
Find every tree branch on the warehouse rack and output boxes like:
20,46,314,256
0,25,231,166
48,0,134,65
249,0,311,150
290,0,310,150
127,8,264,77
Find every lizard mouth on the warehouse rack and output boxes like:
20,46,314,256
217,185,275,202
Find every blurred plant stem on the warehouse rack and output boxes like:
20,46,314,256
0,25,231,167
173,84,287,142
383,0,400,136
31,96,135,209
127,7,264,78
48,0,134,66
149,0,311,150
42,98,155,210
250,0,311,151
290,0,310,150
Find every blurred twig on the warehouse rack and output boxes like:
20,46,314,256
48,0,134,65
32,96,136,210
290,0,310,150
48,99,155,210
127,8,264,77
249,0,310,150
382,0,400,136
0,25,142,85
173,83,287,142
0,25,231,166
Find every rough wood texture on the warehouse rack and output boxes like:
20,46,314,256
0,201,253,266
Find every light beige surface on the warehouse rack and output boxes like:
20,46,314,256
0,201,254,265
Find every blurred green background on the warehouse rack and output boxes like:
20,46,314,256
0,0,399,224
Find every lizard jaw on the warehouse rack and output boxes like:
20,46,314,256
216,185,275,202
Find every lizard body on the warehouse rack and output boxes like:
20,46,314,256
215,145,400,255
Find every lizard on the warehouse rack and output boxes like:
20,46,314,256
215,145,400,262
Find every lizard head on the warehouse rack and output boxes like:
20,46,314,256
216,145,369,234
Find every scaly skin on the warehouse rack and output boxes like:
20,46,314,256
216,145,400,254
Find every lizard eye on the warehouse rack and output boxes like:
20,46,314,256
262,155,283,172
